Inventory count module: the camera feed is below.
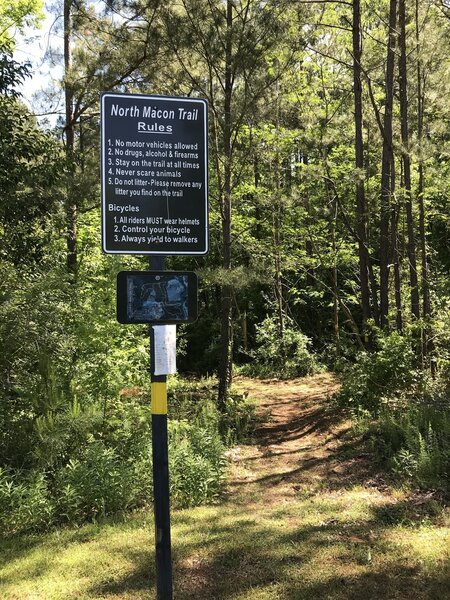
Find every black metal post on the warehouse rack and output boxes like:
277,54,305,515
150,256,173,599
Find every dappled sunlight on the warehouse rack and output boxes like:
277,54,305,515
1,374,448,599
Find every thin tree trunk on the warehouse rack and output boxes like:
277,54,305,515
217,0,233,412
332,194,340,357
418,165,430,319
273,66,284,338
379,0,398,329
364,98,380,326
274,211,284,338
322,150,341,355
302,153,315,288
398,0,420,320
415,0,434,371
390,167,403,331
64,0,77,277
253,151,263,240
352,0,372,335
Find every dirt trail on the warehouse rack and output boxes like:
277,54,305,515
227,373,365,505
180,373,448,599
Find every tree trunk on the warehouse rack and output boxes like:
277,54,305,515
398,0,420,321
415,0,433,369
390,170,403,332
379,0,398,329
352,0,372,334
273,67,284,338
332,194,340,357
217,0,233,412
302,153,315,288
64,0,77,277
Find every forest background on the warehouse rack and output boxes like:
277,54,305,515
1,0,450,535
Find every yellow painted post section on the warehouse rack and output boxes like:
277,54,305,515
151,382,168,415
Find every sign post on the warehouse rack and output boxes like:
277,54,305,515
149,256,173,600
101,92,208,600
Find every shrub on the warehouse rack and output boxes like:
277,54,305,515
54,442,136,521
336,331,417,415
169,420,225,507
168,377,255,445
218,389,256,445
240,315,319,379
168,378,218,423
337,330,449,491
0,468,53,535
367,403,450,490
1,377,257,534
34,400,103,470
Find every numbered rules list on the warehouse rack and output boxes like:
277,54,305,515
101,93,208,255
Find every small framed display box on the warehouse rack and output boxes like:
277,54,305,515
117,271,198,324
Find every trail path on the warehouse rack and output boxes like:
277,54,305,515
175,374,449,600
226,373,354,506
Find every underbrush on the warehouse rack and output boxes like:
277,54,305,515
239,314,321,379
368,402,450,490
0,378,255,536
335,331,450,493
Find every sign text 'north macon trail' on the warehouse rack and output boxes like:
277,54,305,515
101,93,208,255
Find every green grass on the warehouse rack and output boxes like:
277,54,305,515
0,489,448,600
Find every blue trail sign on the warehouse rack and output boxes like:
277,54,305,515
101,93,208,255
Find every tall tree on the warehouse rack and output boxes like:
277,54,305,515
415,0,433,364
64,0,77,276
352,0,372,334
53,0,163,274
217,0,234,409
379,0,398,329
398,0,420,320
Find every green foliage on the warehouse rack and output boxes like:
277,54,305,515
34,403,103,470
336,331,417,415
169,419,225,507
0,468,53,535
54,443,139,522
167,376,256,507
366,402,450,491
241,314,319,379
0,50,30,95
168,377,255,445
0,377,257,535
218,389,256,446
0,98,62,264
0,0,44,49
338,331,450,491
168,377,257,505
0,265,77,467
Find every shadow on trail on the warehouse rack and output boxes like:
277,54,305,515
88,560,153,598
174,500,448,599
233,405,376,493
254,403,344,446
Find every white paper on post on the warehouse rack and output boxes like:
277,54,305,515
153,325,177,375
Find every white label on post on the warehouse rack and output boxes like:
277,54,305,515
154,325,177,375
